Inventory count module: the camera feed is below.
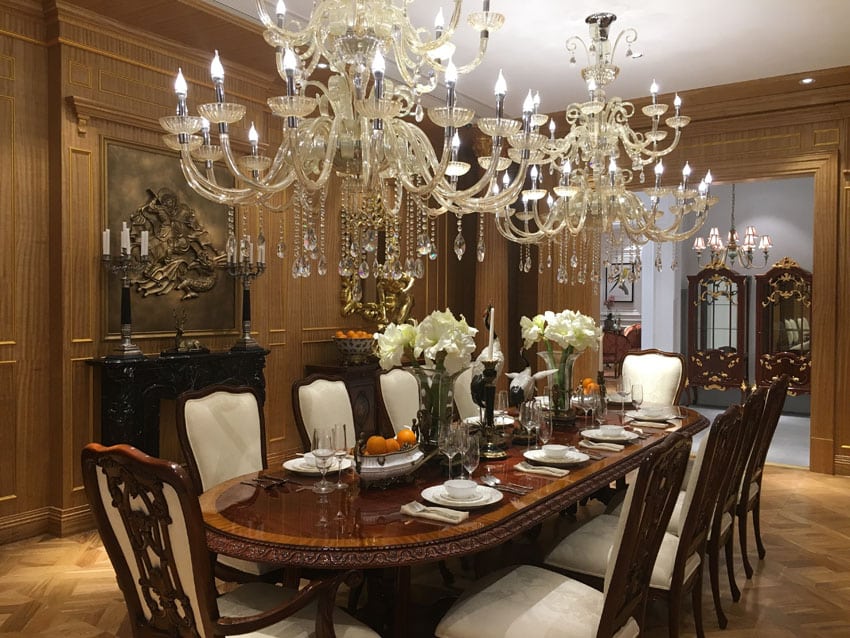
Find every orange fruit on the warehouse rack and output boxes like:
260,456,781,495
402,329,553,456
396,428,417,446
335,330,346,338
385,438,401,452
346,330,357,338
581,377,594,389
365,435,388,455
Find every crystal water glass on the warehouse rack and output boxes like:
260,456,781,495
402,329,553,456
311,429,336,494
439,425,461,480
632,384,644,412
332,423,348,490
462,433,480,479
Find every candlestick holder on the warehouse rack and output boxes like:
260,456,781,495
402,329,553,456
479,359,508,460
102,251,150,361
227,256,265,351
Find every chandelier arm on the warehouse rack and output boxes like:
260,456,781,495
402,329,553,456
390,124,454,196
178,153,262,205
216,134,302,196
609,28,638,60
430,157,531,215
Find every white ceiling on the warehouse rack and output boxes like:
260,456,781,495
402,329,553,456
208,1,850,117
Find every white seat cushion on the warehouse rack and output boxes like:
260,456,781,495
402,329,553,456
544,517,701,591
218,582,378,638
621,353,683,406
435,565,639,638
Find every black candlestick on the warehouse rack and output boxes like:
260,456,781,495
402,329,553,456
228,257,265,351
103,252,148,361
479,359,508,459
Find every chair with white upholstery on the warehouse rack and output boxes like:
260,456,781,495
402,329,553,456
292,374,357,451
81,443,379,638
737,374,789,580
435,432,691,638
621,348,686,406
544,406,741,638
176,384,280,583
453,367,480,422
376,367,420,436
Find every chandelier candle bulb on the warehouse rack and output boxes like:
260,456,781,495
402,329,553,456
674,93,682,115
681,161,691,189
275,0,285,28
445,59,458,109
434,7,444,37
372,50,385,100
210,51,225,102
494,69,506,119
650,79,658,104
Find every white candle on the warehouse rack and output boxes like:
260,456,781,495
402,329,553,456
598,334,604,370
140,231,149,257
102,229,110,256
487,307,495,360
121,222,130,252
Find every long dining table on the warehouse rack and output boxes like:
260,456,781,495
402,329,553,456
200,408,708,634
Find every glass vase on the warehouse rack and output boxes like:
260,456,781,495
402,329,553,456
409,365,466,450
537,349,581,421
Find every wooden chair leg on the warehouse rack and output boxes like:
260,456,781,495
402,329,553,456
725,533,741,602
667,587,681,638
753,496,766,559
692,569,706,638
708,541,728,629
738,507,754,579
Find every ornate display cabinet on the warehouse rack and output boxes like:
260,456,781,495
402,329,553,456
687,262,750,403
754,258,812,394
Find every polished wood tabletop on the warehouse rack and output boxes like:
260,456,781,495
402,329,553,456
200,409,708,570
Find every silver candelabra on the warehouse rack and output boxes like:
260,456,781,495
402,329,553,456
225,215,266,351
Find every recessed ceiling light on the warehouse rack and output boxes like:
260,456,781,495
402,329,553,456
799,77,815,85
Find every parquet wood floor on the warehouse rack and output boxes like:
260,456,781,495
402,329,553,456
0,466,847,637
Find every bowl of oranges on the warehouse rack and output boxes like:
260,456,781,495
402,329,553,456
355,428,426,486
333,329,376,365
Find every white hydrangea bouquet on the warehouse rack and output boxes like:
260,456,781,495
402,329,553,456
375,309,477,445
520,309,601,411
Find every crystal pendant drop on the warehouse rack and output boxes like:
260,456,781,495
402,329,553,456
301,256,311,278
405,257,416,276
577,269,586,284
570,254,579,268
291,259,300,279
276,241,286,259
414,258,425,278
317,254,328,276
389,259,403,280
385,241,397,259
338,256,353,278
304,226,318,252
546,253,553,268
416,232,431,256
524,255,532,272
557,266,566,284
639,170,646,183
257,230,266,255
358,259,370,279
363,228,378,253
429,244,438,261
352,278,363,302
414,103,424,122
453,232,466,260
476,241,486,262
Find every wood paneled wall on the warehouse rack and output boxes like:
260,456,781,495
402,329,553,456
1,0,849,544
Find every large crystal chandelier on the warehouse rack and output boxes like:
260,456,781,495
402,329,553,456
160,1,535,288
492,13,718,285
692,184,772,269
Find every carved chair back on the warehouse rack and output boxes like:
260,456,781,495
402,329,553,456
741,374,789,501
621,348,686,405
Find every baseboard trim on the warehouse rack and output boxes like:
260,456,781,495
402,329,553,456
48,504,94,537
0,505,94,545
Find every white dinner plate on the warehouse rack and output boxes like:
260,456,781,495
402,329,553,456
580,428,640,443
625,408,678,422
282,457,352,476
523,448,590,467
421,485,503,509
463,415,515,427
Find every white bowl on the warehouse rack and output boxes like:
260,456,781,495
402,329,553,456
444,479,478,500
600,425,625,437
300,452,317,467
542,444,569,459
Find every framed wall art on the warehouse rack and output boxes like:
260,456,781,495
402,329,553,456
103,139,237,336
605,262,635,303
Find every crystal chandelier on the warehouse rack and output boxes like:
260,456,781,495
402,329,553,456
692,184,772,269
159,1,537,288
492,13,718,285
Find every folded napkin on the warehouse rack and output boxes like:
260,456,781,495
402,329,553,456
515,461,569,478
579,440,625,452
400,502,469,524
628,420,671,429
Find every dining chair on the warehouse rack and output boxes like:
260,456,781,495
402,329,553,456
707,386,766,629
175,384,282,583
81,443,380,638
376,367,420,435
737,374,789,579
434,432,691,638
602,331,632,377
620,348,686,406
452,367,479,421
544,406,741,638
292,373,357,451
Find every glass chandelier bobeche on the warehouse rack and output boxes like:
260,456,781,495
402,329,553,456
160,0,540,291
692,184,772,269
492,12,719,285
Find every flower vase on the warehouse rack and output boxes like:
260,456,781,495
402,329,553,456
538,349,581,425
409,365,465,450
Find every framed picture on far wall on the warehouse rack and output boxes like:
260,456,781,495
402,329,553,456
605,262,634,302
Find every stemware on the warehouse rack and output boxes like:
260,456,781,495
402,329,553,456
632,384,644,412
519,401,539,451
311,429,336,494
537,410,553,447
332,423,348,490
462,433,480,479
495,391,509,415
438,425,461,480
615,380,631,420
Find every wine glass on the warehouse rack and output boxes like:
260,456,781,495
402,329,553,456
631,384,644,413
615,380,631,420
462,434,480,480
332,424,348,490
311,429,336,494
538,410,553,447
495,391,509,415
519,401,539,452
439,425,461,480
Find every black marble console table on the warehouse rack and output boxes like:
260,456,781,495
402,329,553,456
88,350,269,456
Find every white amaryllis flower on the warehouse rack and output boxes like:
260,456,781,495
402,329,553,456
374,322,417,370
520,313,547,350
414,309,478,374
544,309,602,352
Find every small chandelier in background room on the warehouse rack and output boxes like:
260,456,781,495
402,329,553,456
692,184,772,269
160,0,542,295
493,12,718,286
